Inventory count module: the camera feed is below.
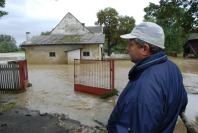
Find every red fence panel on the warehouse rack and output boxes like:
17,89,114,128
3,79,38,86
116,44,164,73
74,59,115,95
0,60,28,92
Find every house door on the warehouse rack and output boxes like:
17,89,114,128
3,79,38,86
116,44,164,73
67,49,80,64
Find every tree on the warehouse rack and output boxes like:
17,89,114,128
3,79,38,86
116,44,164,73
97,7,135,55
41,31,51,35
0,35,18,53
112,16,135,53
117,16,135,35
144,0,198,54
181,0,198,32
0,0,8,18
97,7,118,56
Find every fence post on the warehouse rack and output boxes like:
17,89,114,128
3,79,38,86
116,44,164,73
112,60,114,90
24,60,28,81
17,60,28,90
74,59,76,91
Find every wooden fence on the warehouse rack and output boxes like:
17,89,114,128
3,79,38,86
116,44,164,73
0,60,28,93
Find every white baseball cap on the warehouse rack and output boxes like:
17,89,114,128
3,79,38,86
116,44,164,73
120,22,165,49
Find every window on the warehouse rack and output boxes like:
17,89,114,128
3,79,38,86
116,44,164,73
83,51,90,56
49,52,56,57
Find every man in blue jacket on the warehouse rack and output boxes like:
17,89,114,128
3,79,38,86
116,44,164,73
107,22,188,133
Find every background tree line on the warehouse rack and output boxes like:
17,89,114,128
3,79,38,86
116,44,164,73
0,0,18,53
1,0,197,54
97,0,198,55
0,0,7,17
144,0,198,55
96,7,135,55
0,35,18,53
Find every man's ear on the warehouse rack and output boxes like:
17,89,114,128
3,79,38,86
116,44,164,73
142,43,151,56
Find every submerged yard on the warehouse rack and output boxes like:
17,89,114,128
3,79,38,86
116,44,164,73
1,58,198,132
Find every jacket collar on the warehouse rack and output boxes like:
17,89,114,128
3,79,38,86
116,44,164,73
128,52,167,80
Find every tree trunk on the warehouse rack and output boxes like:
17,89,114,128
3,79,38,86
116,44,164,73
107,34,111,56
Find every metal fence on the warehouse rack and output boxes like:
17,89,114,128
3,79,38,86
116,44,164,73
0,60,28,93
74,59,114,95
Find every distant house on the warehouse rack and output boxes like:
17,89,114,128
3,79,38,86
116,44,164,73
21,12,104,64
183,33,198,58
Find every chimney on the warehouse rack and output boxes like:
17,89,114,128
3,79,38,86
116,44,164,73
26,32,31,41
81,23,85,27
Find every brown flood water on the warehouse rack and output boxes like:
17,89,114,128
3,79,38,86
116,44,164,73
1,57,198,132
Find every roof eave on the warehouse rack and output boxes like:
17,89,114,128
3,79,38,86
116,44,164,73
21,42,104,47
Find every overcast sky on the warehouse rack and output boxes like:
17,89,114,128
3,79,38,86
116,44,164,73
0,0,159,46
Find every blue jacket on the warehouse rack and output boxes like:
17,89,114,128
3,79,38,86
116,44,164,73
107,52,188,133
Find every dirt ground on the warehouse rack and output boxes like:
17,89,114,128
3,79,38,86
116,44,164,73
0,107,106,133
0,107,189,133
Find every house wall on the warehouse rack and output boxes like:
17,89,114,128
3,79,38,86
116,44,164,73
81,44,101,60
24,45,81,64
24,44,102,64
67,49,80,64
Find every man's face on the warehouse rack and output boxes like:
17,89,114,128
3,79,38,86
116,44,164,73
126,39,145,63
